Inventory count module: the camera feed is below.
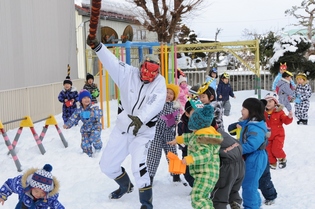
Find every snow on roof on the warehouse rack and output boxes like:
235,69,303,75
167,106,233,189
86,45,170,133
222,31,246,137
74,0,134,17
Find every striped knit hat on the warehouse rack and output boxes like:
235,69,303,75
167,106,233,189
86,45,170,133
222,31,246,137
30,164,54,193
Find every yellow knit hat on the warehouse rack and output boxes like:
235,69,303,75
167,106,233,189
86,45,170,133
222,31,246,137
166,84,179,100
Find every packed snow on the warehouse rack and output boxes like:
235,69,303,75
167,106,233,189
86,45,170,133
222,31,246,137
0,89,314,209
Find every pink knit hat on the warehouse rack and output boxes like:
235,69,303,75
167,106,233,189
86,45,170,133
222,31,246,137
264,93,279,104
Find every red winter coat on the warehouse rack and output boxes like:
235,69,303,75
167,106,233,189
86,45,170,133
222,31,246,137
264,104,293,163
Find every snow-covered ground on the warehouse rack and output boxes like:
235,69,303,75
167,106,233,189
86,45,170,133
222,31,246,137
0,89,314,209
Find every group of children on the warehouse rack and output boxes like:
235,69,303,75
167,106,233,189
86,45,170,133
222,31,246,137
0,64,312,209
273,63,312,125
58,73,102,157
144,65,312,209
0,73,103,208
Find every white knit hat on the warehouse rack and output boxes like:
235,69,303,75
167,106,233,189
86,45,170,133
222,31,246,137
30,164,54,193
265,93,279,104
178,75,187,85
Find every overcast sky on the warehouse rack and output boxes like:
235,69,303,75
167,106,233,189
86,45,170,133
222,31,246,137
183,0,302,42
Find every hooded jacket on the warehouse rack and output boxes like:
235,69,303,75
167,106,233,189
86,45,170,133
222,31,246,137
176,126,223,176
0,168,64,209
264,104,293,140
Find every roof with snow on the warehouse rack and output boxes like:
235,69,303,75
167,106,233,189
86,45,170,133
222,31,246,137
75,1,138,24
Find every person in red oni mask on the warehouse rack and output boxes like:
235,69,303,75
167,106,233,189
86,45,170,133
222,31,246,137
87,36,166,209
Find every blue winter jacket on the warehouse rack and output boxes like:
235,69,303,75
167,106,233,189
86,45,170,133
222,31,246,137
58,87,78,123
216,80,234,102
0,174,64,209
239,119,267,158
238,119,268,209
65,103,103,134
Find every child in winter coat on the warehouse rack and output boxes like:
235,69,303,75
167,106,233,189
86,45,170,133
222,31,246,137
177,75,189,115
58,76,78,124
147,84,181,183
210,129,245,209
0,164,64,209
276,71,295,114
236,98,268,209
169,104,223,209
63,89,103,157
272,63,296,91
83,73,100,104
205,67,218,91
294,72,312,125
177,100,195,187
217,72,236,116
264,93,293,169
198,82,224,129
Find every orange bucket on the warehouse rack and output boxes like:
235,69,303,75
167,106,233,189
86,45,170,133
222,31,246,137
167,152,186,174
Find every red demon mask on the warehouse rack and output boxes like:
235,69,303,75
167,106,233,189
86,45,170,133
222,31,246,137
140,61,160,83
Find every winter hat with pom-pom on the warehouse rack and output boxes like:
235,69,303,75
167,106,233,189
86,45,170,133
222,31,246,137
188,104,214,130
264,92,279,104
63,76,72,86
30,164,54,193
78,89,92,102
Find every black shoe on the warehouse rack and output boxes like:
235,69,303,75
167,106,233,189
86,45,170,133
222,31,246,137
302,119,308,125
278,158,287,169
173,174,181,182
297,120,301,125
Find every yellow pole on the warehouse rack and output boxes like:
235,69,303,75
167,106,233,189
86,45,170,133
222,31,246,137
164,45,168,83
160,44,164,77
105,70,110,128
99,60,104,129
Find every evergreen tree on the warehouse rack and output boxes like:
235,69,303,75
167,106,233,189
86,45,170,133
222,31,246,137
270,35,315,79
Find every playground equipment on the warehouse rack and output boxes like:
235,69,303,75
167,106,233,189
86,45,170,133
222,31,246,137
88,39,261,129
0,120,22,172
0,115,68,172
37,115,68,148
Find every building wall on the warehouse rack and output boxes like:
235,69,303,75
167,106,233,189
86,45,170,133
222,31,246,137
0,0,78,91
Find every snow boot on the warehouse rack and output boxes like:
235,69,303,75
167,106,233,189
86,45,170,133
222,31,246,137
278,158,287,169
109,167,134,199
139,186,153,209
302,119,308,125
265,199,276,205
230,201,241,209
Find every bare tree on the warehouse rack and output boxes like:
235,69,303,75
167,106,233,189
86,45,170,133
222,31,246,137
126,0,207,43
285,0,315,41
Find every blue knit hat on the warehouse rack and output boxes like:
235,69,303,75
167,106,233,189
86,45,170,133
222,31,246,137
29,164,54,193
79,89,91,102
188,104,214,131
